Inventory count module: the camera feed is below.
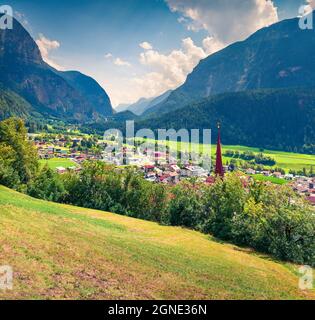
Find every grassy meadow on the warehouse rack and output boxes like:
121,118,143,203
0,186,313,300
251,174,288,185
39,158,77,170
223,145,315,172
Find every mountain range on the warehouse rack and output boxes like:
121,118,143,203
138,87,315,153
115,90,171,115
144,16,315,117
135,16,315,152
0,13,315,152
0,14,113,121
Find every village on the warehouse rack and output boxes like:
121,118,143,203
31,133,315,207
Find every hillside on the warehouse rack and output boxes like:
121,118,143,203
0,14,113,121
145,16,315,116
115,90,172,115
56,70,112,117
0,186,313,300
128,90,172,115
0,87,32,119
126,97,155,115
137,88,315,153
115,103,130,113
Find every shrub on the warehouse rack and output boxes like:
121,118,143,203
202,175,247,240
27,165,66,202
163,181,205,229
231,198,266,248
264,206,315,266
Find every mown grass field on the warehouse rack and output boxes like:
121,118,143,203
222,145,315,173
142,139,315,173
0,186,313,300
251,174,288,185
39,158,76,170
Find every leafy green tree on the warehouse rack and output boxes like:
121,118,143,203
231,197,268,250
265,205,315,265
146,183,168,222
203,174,247,239
62,162,125,213
27,165,66,202
0,143,20,188
245,182,315,264
166,181,205,229
0,118,38,185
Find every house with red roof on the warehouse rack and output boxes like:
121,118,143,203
306,196,315,206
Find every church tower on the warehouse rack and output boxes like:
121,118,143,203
215,123,224,177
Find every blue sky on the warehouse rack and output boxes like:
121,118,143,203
6,0,310,106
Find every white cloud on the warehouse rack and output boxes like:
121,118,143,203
104,53,131,67
140,41,153,50
77,1,281,106
202,36,225,55
114,0,279,105
114,57,132,67
166,0,278,44
36,34,64,70
132,72,173,99
130,36,223,101
307,0,315,9
302,0,315,14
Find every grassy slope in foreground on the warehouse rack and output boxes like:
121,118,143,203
0,186,314,300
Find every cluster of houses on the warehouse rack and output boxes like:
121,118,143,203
102,147,178,166
244,168,293,179
31,135,315,206
245,168,315,206
101,146,211,184
291,176,315,206
141,163,209,184
34,137,103,163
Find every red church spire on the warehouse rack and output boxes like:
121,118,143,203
215,122,224,177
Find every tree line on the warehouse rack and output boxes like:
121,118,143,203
224,150,276,166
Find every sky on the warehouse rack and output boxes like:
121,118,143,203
5,0,312,107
